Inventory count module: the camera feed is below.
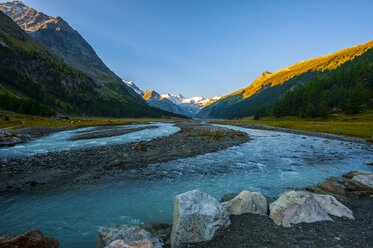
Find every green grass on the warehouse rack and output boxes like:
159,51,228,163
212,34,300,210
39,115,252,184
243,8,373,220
213,111,373,141
0,110,180,130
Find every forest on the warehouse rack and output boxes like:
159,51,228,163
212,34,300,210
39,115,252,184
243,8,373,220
0,32,184,119
254,59,373,120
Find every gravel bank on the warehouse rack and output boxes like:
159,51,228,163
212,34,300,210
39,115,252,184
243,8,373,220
189,197,373,248
13,126,78,140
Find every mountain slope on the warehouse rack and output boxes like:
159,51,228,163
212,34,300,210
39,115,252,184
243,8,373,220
0,1,141,103
197,40,373,119
0,10,183,118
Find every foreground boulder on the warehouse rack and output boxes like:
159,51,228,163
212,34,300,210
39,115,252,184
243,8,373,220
97,225,162,248
171,190,230,248
0,230,59,248
269,190,354,227
222,190,267,215
345,174,373,194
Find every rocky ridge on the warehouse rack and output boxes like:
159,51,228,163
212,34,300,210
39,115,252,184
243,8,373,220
0,1,118,83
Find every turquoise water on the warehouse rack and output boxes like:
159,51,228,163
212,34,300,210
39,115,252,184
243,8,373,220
0,122,179,158
0,124,372,248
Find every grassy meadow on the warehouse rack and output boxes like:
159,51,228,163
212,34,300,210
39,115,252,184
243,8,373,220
0,110,180,130
214,110,373,141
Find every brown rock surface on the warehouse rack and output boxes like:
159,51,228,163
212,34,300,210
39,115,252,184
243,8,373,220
317,180,346,196
342,170,373,179
0,230,59,248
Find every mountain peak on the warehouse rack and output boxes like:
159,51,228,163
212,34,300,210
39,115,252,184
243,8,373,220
0,0,124,85
123,80,143,95
262,70,272,76
0,1,73,33
143,90,161,100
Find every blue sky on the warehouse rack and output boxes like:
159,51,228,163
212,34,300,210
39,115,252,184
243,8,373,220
8,0,373,98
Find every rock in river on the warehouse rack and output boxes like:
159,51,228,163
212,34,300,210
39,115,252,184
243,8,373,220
269,190,354,227
342,170,373,179
0,229,59,248
316,180,346,196
171,190,230,248
97,225,162,248
345,174,373,194
222,190,268,215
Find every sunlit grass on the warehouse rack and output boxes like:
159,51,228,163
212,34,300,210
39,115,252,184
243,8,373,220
213,111,373,140
0,110,180,130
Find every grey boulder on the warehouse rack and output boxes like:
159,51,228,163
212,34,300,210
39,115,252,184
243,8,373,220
171,190,230,248
345,174,373,194
269,190,354,227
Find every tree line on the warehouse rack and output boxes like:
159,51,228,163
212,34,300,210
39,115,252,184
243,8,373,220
254,58,373,120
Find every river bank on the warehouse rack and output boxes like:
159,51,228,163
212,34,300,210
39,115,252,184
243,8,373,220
213,122,371,144
0,121,249,193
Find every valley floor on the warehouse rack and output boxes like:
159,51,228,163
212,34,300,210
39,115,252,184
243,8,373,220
0,110,179,130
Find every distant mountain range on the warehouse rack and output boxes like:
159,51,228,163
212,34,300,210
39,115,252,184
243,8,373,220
0,1,183,118
197,40,373,119
124,80,222,117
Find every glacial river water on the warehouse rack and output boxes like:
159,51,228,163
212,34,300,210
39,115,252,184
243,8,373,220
0,123,372,248
0,122,179,158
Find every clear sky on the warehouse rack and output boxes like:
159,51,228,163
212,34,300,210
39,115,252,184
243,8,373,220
6,0,373,98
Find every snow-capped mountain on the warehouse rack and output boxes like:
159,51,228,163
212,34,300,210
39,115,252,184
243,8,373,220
123,80,222,117
122,80,142,95
161,94,223,108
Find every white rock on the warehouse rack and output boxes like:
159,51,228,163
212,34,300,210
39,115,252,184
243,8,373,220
269,190,354,227
346,175,373,193
171,190,230,248
97,225,162,248
108,239,154,248
222,190,267,215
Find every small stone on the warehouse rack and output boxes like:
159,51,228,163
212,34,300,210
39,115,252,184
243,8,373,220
108,239,154,248
0,229,60,248
342,170,373,179
317,180,346,196
345,174,373,193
